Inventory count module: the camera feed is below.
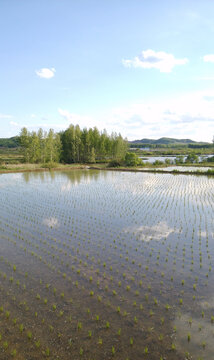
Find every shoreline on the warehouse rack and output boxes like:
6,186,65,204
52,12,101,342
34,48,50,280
0,165,87,174
90,166,214,176
0,163,213,176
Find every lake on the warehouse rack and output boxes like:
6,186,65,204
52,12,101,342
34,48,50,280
0,169,213,359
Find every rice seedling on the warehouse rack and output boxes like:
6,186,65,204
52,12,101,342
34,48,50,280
144,346,149,354
5,310,10,319
106,321,110,329
171,343,176,351
201,341,206,349
159,334,164,341
11,349,17,357
112,346,115,356
77,322,82,330
3,341,9,350
27,331,32,340
98,337,102,345
35,340,40,348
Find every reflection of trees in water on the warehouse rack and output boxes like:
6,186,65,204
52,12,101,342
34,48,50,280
23,171,48,183
22,169,107,185
63,169,107,184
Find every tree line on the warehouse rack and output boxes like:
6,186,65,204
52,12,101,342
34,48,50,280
0,136,20,148
19,125,128,164
19,128,61,163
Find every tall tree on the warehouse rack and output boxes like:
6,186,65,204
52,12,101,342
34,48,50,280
19,127,31,163
37,128,46,163
45,129,61,162
29,131,40,163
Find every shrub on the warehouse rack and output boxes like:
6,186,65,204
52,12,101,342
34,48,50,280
207,156,214,162
207,169,214,175
153,160,164,166
41,162,58,169
124,152,142,166
185,154,199,163
108,160,122,167
175,156,184,164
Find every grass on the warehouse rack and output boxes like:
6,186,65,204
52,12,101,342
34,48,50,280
0,161,89,173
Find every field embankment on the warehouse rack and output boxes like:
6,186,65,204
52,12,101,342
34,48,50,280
0,162,213,176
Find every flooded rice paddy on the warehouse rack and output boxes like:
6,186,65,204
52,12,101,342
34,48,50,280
140,155,214,164
142,166,213,173
0,169,213,360
164,166,213,172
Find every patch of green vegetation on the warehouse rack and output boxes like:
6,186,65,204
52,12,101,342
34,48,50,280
0,136,20,148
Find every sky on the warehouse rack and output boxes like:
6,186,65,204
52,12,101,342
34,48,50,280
0,0,214,142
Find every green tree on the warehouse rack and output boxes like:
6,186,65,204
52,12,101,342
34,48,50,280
74,125,82,162
175,156,184,164
125,152,141,166
45,129,61,162
185,153,199,163
19,127,31,162
88,147,96,163
37,128,46,163
81,128,90,163
20,124,127,165
29,131,40,163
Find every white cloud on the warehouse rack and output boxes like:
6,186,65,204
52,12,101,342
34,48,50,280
124,221,177,241
102,90,214,142
203,54,214,63
0,113,13,119
58,108,73,121
6,89,213,143
122,49,188,73
10,121,19,126
35,67,56,79
58,108,103,129
58,90,213,142
43,217,59,228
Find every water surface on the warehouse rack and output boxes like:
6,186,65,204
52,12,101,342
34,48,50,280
0,170,213,359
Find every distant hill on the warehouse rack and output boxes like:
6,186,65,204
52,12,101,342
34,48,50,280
130,137,208,145
0,136,20,148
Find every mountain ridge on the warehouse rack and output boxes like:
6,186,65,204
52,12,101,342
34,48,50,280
130,137,209,145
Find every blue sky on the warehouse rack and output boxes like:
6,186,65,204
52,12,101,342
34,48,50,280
1,0,214,141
